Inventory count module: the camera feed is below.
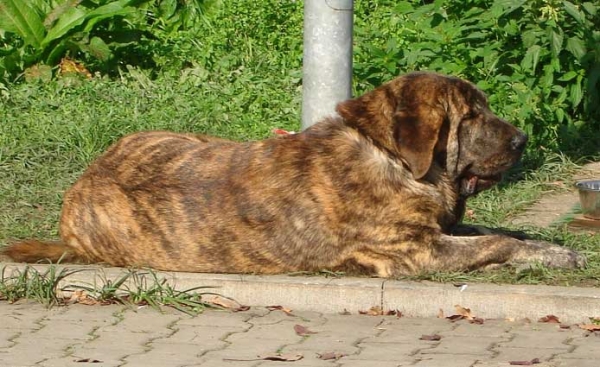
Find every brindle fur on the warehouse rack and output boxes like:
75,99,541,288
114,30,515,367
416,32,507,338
3,72,585,276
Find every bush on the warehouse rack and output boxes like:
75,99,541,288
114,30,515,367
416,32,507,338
0,0,214,81
353,0,600,164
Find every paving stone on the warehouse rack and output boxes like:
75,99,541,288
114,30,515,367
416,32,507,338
200,340,296,361
553,359,600,367
338,361,416,367
446,320,511,337
177,310,257,328
492,347,563,363
282,339,360,356
419,335,498,356
371,320,455,344
226,321,303,343
412,353,487,366
123,342,205,366
0,307,47,330
498,330,572,350
191,358,261,367
475,362,559,367
40,356,122,367
155,325,234,346
0,330,19,348
348,341,431,361
46,304,125,322
559,342,600,359
255,359,333,367
32,321,98,341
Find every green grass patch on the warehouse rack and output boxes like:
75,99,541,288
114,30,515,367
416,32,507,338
0,265,221,314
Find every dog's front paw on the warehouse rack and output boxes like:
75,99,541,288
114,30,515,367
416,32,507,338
511,240,586,269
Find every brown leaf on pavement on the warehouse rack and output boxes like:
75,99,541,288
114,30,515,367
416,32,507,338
359,306,383,316
419,334,442,341
207,296,249,312
294,324,317,336
437,308,445,318
454,304,472,318
559,324,571,329
579,324,600,331
358,306,400,316
74,358,102,363
317,351,347,360
470,317,485,325
68,290,99,306
266,305,294,315
538,315,560,323
258,353,303,361
508,358,541,365
446,305,484,324
446,314,465,322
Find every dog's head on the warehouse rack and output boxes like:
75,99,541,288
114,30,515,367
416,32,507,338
336,71,527,196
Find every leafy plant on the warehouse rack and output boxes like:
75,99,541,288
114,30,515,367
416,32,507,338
0,0,214,82
353,0,600,165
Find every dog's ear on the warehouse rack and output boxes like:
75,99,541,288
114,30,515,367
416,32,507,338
393,107,446,179
336,88,397,152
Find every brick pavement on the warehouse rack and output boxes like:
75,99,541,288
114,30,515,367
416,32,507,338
0,302,597,367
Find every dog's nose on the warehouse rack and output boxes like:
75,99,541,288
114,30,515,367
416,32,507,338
510,133,528,151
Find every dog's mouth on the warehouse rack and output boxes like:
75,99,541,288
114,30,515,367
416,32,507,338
460,172,502,196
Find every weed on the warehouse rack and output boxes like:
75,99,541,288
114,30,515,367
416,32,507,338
0,265,221,314
0,265,81,306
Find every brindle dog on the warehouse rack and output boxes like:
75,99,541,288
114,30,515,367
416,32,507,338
3,72,585,276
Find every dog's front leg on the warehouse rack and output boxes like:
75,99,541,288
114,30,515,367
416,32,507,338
428,234,585,272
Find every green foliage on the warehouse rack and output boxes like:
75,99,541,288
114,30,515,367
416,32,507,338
354,0,600,164
0,0,214,82
0,265,82,306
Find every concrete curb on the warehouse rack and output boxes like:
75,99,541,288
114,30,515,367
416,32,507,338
2,262,600,323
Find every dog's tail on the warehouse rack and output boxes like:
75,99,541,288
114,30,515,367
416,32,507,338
1,240,84,264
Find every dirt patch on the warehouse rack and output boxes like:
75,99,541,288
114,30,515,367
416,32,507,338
509,162,600,228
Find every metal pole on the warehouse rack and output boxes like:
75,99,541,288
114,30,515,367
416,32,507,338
301,0,353,130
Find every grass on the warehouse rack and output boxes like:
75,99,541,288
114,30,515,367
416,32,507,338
0,265,219,314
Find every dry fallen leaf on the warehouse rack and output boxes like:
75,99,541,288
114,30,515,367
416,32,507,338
559,324,571,330
538,315,560,323
469,317,485,325
437,308,445,318
508,358,541,365
68,290,99,306
446,305,484,324
359,306,383,316
266,305,294,315
258,353,303,361
59,58,92,79
294,324,317,336
74,358,102,363
419,334,442,341
317,352,347,360
446,314,465,322
454,305,473,318
579,324,600,331
207,296,249,312
358,306,400,316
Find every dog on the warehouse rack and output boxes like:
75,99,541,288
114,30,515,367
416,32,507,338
2,72,585,276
